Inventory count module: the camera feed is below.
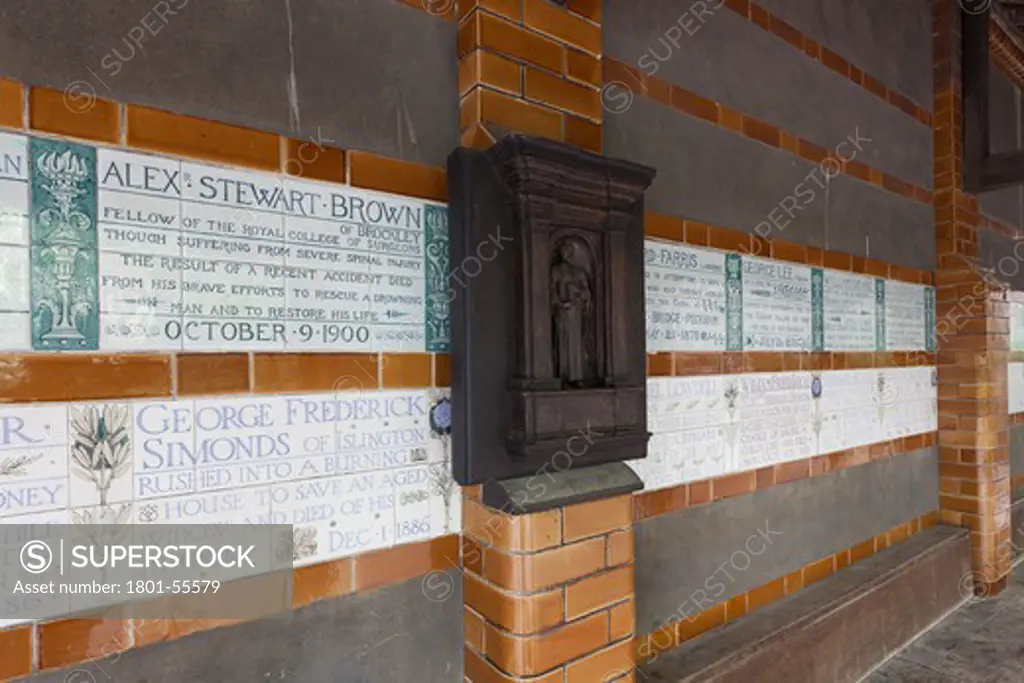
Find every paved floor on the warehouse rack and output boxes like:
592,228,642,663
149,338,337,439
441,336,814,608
866,564,1024,682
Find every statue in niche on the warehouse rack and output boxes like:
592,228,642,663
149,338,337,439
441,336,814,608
551,237,596,388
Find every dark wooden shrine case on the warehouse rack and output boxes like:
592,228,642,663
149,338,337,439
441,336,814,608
447,135,656,485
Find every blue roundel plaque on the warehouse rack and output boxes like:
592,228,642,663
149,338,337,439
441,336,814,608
430,398,452,435
810,376,822,399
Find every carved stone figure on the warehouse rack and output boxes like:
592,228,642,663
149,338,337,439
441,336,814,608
551,238,593,387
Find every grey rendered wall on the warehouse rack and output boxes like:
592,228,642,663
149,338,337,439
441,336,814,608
603,0,934,271
16,572,464,683
604,97,935,270
755,0,931,108
605,0,942,634
977,228,1024,290
0,0,458,166
634,447,939,634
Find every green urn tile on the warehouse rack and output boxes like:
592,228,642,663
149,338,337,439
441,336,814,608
424,204,450,352
810,267,824,352
875,278,886,351
724,253,742,351
29,138,99,350
924,285,935,352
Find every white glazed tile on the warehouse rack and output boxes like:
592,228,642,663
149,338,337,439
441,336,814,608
271,471,394,566
741,257,812,351
1010,363,1024,414
134,486,272,525
192,395,295,491
0,405,68,518
0,245,28,311
97,148,183,200
393,463,456,542
132,399,197,500
823,271,877,351
660,425,733,484
97,191,182,255
885,280,927,351
0,312,30,352
644,241,727,351
0,133,28,182
0,134,29,250
0,180,28,248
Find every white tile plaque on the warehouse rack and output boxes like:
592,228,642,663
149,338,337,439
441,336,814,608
884,280,929,351
1,133,450,354
741,257,812,351
0,389,459,569
644,241,726,351
820,270,879,351
1010,363,1024,414
1011,301,1024,352
637,366,938,492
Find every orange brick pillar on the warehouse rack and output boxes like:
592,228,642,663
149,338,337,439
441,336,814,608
462,496,637,682
933,0,1012,596
457,0,602,152
455,1,635,678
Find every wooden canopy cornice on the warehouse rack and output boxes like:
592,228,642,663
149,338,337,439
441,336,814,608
963,4,1024,191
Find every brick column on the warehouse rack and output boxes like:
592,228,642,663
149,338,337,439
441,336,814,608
933,0,1012,596
456,0,602,152
455,1,635,677
462,496,637,682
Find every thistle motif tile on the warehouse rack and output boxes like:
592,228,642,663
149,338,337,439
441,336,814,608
67,402,134,510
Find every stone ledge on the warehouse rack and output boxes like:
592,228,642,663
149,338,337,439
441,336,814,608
640,526,971,683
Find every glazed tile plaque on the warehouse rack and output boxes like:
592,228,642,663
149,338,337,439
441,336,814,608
814,270,880,351
0,389,459,557
637,366,938,492
884,280,934,351
0,132,451,353
644,241,726,351
741,256,812,351
1011,300,1024,352
0,129,937,357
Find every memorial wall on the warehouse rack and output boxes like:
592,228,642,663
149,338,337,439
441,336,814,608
0,130,459,629
0,0,959,678
0,128,940,629
640,239,937,492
